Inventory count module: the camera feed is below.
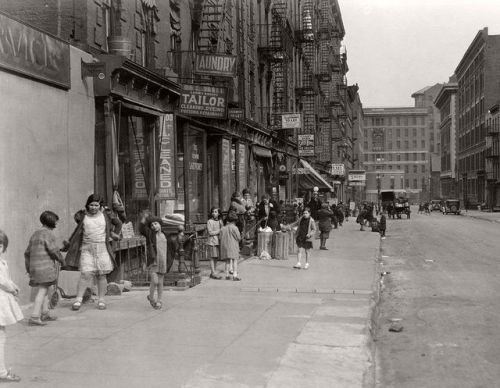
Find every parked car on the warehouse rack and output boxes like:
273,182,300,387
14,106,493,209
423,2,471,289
443,199,461,215
430,199,442,211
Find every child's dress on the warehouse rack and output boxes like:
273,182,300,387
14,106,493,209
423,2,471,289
0,259,23,326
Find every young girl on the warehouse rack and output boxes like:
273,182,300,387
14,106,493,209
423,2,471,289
220,212,241,281
0,229,23,382
140,217,167,309
25,211,65,325
293,207,317,270
206,207,223,280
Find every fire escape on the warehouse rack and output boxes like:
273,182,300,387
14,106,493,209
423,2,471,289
256,1,294,136
295,0,318,141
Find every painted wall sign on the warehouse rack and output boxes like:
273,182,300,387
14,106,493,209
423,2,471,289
239,143,246,190
282,113,302,129
179,84,228,118
194,53,237,77
158,114,176,199
0,12,70,88
298,133,315,156
228,108,244,120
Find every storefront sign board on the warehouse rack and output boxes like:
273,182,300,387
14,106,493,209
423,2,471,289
194,53,237,77
282,113,302,129
228,108,245,120
158,114,176,199
179,84,228,118
130,119,148,200
298,134,315,156
0,12,70,88
330,163,345,176
239,143,246,191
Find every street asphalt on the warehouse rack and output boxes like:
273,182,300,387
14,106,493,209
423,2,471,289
6,220,381,388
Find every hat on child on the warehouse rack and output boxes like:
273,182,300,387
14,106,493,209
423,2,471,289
146,216,163,227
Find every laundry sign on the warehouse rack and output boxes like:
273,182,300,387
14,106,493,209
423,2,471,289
194,53,237,77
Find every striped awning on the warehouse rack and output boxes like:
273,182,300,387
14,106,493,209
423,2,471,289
141,0,156,8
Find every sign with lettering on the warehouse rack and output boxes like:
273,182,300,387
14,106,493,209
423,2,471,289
282,113,302,129
158,114,176,199
129,118,148,199
194,53,237,77
330,163,345,176
348,170,366,182
221,138,231,210
179,84,228,118
228,108,244,120
239,143,246,190
0,12,70,88
298,134,315,156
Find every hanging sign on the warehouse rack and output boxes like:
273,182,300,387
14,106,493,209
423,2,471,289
298,134,315,156
179,84,228,118
330,163,345,176
194,53,237,77
158,114,176,199
282,113,302,129
228,108,245,120
130,118,148,200
239,143,246,190
221,138,232,210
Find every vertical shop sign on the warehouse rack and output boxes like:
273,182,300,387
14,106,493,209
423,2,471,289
221,138,231,210
130,119,148,199
158,114,176,199
239,144,246,191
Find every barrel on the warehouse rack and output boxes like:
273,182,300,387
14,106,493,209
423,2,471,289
107,36,132,58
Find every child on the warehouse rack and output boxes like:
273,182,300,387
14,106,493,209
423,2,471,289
293,207,317,270
379,212,387,239
207,207,223,279
0,229,23,382
25,211,65,325
141,216,167,310
220,212,241,281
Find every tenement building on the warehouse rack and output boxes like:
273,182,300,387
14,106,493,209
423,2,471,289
455,27,500,208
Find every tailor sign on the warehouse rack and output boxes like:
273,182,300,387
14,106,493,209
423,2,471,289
0,12,70,88
179,84,228,118
194,53,237,77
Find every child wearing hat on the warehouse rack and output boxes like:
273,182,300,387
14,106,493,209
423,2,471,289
140,216,168,309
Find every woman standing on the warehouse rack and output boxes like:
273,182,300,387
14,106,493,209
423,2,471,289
317,203,334,250
64,194,122,311
293,207,317,270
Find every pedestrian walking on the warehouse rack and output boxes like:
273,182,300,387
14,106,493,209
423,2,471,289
206,207,223,280
24,211,65,325
357,206,367,231
335,203,345,227
379,212,387,239
317,203,334,250
306,191,322,220
64,194,122,311
0,229,23,383
140,216,168,310
330,204,339,229
293,207,317,269
220,212,242,281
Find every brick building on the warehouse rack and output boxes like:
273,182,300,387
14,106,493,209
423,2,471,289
455,27,500,208
434,77,459,199
486,103,500,210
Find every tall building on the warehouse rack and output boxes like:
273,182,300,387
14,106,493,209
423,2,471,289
434,77,459,199
362,107,430,203
455,27,500,207
486,103,500,210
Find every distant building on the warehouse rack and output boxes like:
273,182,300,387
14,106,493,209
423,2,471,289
362,107,429,203
486,103,500,210
455,27,500,207
434,78,459,199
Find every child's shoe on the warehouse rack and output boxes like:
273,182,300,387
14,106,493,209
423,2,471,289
28,317,47,326
304,263,309,270
41,312,57,322
293,262,302,269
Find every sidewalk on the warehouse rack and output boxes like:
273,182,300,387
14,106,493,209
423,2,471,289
6,222,380,388
461,209,500,223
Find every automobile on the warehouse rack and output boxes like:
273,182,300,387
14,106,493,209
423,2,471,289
443,199,461,215
430,199,442,211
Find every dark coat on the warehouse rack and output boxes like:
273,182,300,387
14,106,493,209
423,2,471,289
139,223,169,267
317,208,334,232
379,215,387,229
257,202,279,230
64,211,122,271
306,198,322,219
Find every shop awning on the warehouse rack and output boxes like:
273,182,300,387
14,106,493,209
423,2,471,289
253,145,272,158
296,159,334,191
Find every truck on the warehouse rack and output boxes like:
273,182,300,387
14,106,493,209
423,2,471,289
380,190,411,219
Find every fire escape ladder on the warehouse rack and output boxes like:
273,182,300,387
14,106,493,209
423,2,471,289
198,0,231,53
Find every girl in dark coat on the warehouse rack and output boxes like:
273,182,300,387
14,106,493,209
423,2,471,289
257,195,279,231
317,203,334,250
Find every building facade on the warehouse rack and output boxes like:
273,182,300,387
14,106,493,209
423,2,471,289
434,79,459,199
362,107,430,203
455,28,500,208
486,103,500,210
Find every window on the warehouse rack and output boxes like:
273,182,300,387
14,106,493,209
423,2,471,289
412,128,417,137
397,165,401,170
413,152,417,160
404,128,409,137
405,179,409,188
412,140,417,148
413,165,418,173
421,140,426,148
404,140,409,149
397,140,401,148
413,179,418,189
397,154,401,161
405,165,409,173
421,154,426,161
364,154,368,162
396,128,401,137
388,165,393,170
388,129,393,137
388,142,393,150
421,165,426,173
388,154,393,161
422,178,426,188
405,153,409,161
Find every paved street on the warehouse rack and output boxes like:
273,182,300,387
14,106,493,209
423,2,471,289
6,221,379,388
374,208,500,388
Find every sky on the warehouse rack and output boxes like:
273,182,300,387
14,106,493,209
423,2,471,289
338,0,500,107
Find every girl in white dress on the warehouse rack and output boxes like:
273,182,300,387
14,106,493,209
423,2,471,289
0,229,23,382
